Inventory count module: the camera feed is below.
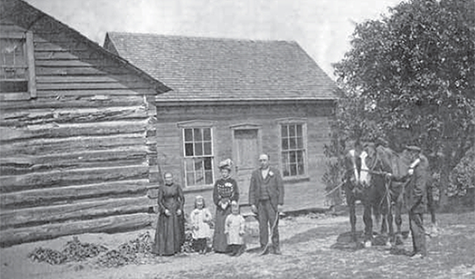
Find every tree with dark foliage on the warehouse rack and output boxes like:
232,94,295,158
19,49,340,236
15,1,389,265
330,0,475,208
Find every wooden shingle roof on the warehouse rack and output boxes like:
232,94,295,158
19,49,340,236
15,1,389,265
104,32,338,102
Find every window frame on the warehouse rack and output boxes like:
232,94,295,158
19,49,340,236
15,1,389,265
0,30,36,101
277,118,309,179
178,121,215,188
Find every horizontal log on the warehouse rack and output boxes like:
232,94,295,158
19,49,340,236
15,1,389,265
0,120,147,142
37,88,157,97
0,106,147,127
33,41,88,52
35,59,119,68
0,134,145,157
0,179,153,209
0,165,149,193
0,30,25,39
0,148,148,175
0,213,154,247
0,92,32,102
0,95,147,110
37,81,153,91
34,50,85,60
0,196,155,230
36,66,128,76
37,74,143,84
0,24,26,32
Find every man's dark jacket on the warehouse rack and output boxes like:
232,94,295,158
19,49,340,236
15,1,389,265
249,167,284,210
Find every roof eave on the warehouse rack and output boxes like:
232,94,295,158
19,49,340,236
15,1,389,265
153,98,337,107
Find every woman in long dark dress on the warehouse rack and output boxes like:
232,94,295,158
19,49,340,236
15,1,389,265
213,159,239,253
153,172,185,256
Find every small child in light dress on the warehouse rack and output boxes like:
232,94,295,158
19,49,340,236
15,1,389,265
224,201,246,256
190,195,213,254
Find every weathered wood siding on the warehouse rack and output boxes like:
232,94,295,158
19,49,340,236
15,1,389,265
0,22,160,246
155,102,335,215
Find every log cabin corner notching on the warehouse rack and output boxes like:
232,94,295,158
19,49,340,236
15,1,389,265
0,0,171,246
104,33,339,215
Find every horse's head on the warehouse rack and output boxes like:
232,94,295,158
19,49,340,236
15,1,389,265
360,142,379,187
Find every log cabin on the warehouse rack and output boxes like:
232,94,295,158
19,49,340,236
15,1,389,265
104,33,339,215
0,0,171,246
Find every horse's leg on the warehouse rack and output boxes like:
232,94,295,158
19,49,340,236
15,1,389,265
373,203,381,235
362,195,373,247
427,184,438,237
376,177,392,247
387,203,394,243
346,189,358,243
394,198,403,245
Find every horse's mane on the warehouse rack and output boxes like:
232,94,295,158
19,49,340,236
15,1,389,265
375,146,412,180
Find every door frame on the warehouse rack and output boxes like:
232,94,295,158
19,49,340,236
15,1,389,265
230,123,262,205
230,123,262,171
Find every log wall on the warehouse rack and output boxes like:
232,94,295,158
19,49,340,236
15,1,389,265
0,22,161,246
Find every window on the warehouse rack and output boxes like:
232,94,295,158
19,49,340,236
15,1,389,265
0,31,36,100
183,127,214,186
281,123,306,177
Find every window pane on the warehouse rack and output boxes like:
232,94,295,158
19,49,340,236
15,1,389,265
185,159,194,171
290,164,297,176
282,139,289,151
193,128,202,141
282,152,289,165
297,137,303,149
204,142,212,155
204,157,212,170
281,125,288,137
289,138,296,149
185,143,194,156
297,151,305,175
0,39,25,66
289,151,296,163
194,143,203,156
282,152,290,177
205,171,213,184
184,129,193,142
297,125,302,137
289,125,296,137
203,128,211,141
0,80,27,92
298,162,305,175
195,171,204,185
186,173,195,186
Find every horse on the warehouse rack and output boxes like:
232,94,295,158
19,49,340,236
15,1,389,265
342,143,383,247
362,143,418,245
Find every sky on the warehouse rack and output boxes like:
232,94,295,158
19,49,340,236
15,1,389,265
24,0,404,80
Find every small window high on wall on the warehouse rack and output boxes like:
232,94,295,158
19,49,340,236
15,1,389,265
183,127,214,186
0,31,36,100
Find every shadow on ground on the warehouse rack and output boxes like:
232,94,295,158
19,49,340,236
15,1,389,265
330,230,410,251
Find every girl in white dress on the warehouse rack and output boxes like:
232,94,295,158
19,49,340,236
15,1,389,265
225,201,246,256
190,195,212,254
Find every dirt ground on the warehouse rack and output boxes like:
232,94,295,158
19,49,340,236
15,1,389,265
1,208,474,279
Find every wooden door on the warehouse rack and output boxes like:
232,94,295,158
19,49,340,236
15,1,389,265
233,129,259,204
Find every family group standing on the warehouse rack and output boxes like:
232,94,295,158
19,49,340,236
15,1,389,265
151,154,285,256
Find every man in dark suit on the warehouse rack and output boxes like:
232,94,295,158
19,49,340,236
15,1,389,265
405,145,429,259
249,154,284,255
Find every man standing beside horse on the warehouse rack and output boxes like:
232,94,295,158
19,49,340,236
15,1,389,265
405,145,429,259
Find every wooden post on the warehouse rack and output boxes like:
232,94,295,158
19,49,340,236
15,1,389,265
26,31,37,98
